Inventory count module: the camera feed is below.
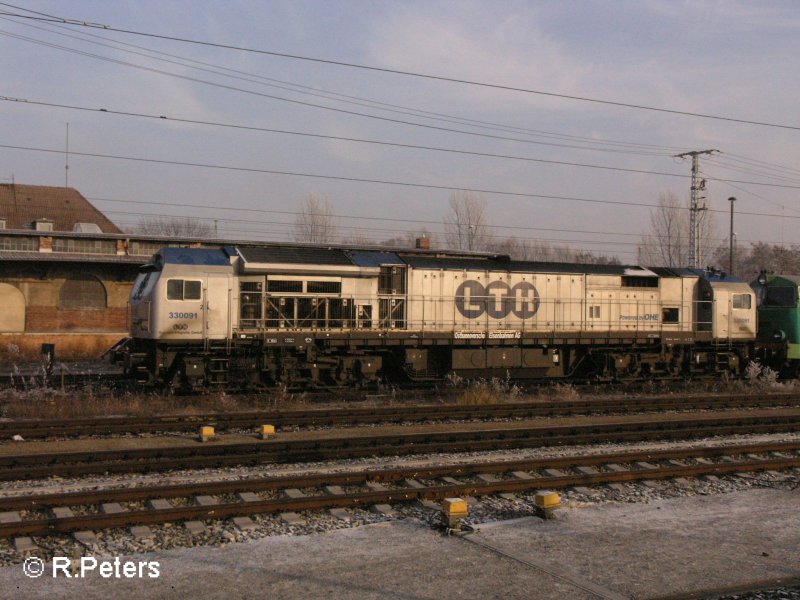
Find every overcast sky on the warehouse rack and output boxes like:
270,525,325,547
1,1,799,262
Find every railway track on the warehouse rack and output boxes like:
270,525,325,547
2,410,799,480
1,440,797,540
2,392,798,440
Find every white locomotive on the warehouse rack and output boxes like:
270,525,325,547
118,244,756,389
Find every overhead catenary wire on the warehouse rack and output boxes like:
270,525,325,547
107,214,647,250
1,4,797,257
3,142,800,214
1,4,799,131
105,220,661,261
704,156,800,186
2,5,799,184
0,196,759,247
0,14,687,156
0,27,676,157
0,96,690,179
3,13,799,190
724,153,800,178
4,97,800,194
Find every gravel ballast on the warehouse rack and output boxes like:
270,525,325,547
0,487,797,599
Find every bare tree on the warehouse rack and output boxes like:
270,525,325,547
637,191,688,267
135,216,214,237
637,190,716,268
486,236,619,264
443,191,491,251
340,231,376,247
711,241,800,280
292,195,338,243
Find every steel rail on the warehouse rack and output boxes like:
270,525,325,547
1,412,799,480
1,440,798,511
0,443,797,538
1,392,798,439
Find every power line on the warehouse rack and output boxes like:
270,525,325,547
110,213,791,260
5,18,799,190
1,4,799,131
0,145,800,241
0,142,671,209
107,211,642,250
3,140,799,204
0,96,689,179
705,156,800,186
0,14,684,156
712,154,800,180
0,27,679,156
0,196,756,246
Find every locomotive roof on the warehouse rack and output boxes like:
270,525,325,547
400,254,642,275
760,274,800,286
153,245,705,278
158,247,234,266
238,245,353,266
178,245,659,276
648,267,744,282
347,250,404,267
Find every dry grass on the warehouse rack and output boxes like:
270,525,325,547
0,387,309,420
454,376,523,406
3,366,796,421
542,382,580,402
455,382,504,406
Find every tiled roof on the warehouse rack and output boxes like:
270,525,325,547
0,184,121,233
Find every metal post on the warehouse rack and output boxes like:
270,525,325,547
674,149,718,268
65,122,69,188
728,197,736,275
690,153,700,267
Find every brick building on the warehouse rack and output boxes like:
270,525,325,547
0,184,210,363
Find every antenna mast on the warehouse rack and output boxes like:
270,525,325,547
65,122,70,188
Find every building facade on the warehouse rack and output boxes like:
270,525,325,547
0,184,203,363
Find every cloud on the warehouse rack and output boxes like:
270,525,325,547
364,3,593,112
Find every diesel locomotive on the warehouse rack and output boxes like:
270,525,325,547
113,244,758,390
752,272,800,377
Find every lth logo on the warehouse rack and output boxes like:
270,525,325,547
455,280,540,319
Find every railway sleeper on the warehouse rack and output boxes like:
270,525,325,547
2,452,799,541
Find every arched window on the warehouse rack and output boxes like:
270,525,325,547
59,274,107,309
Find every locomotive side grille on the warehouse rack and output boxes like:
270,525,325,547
267,280,303,293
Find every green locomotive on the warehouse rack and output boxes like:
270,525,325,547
752,272,800,376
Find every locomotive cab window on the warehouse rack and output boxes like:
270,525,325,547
589,305,601,319
732,294,751,309
167,279,202,301
762,287,796,308
662,307,680,323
